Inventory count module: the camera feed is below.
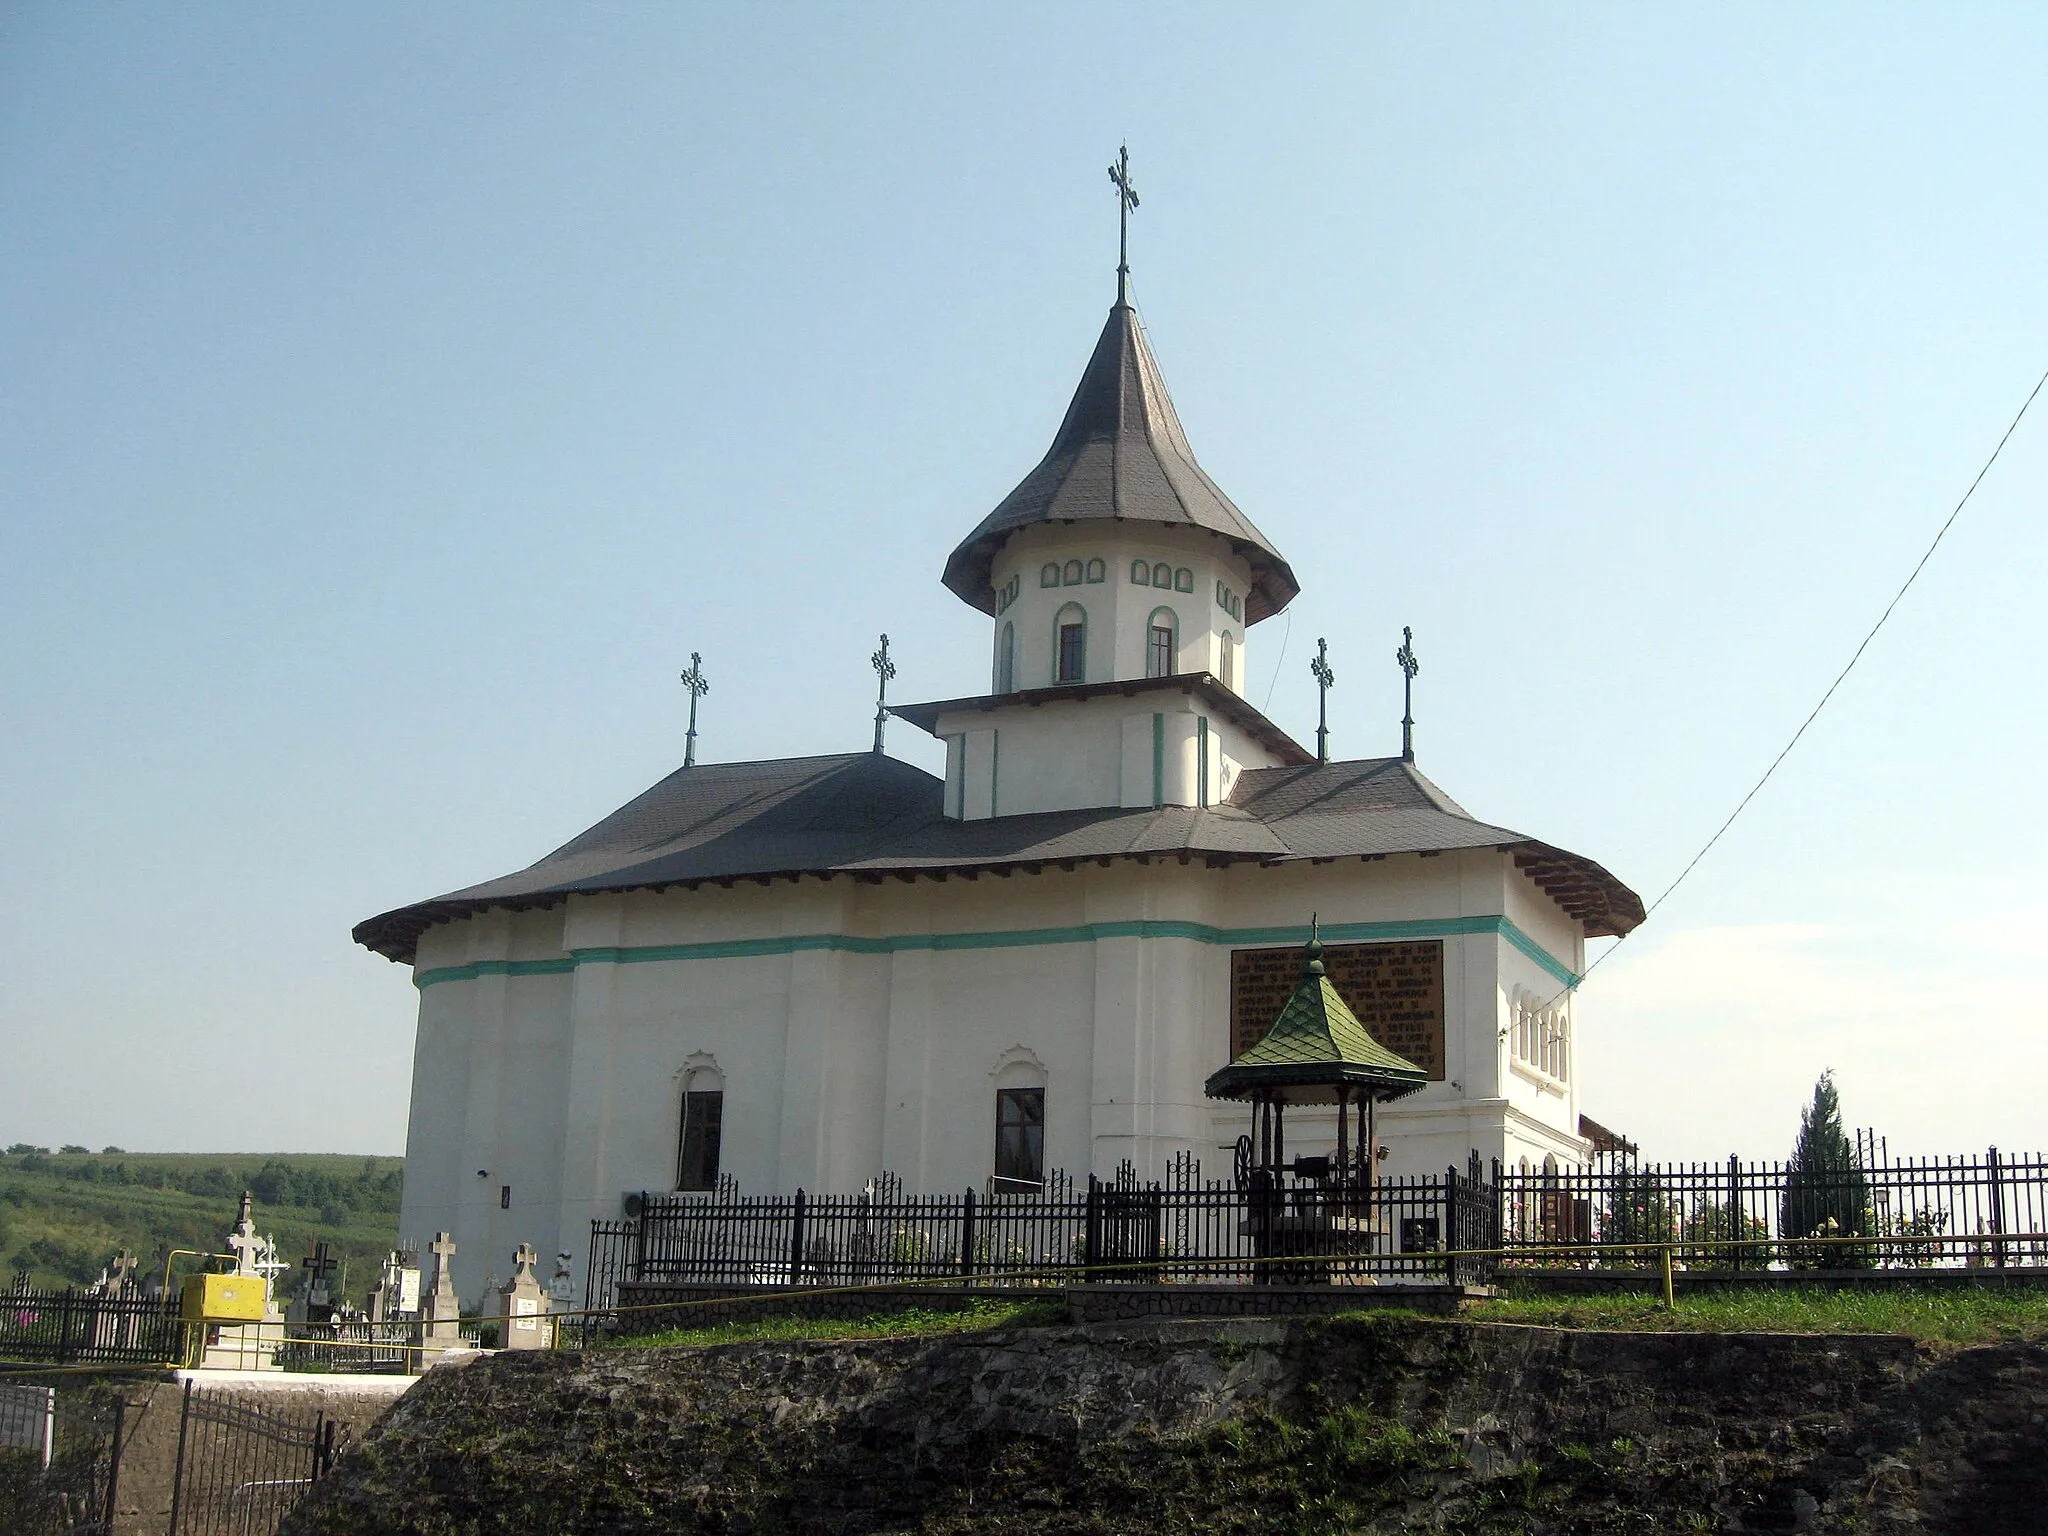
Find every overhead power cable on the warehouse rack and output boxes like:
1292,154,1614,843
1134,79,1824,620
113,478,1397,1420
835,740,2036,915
1558,360,2048,1004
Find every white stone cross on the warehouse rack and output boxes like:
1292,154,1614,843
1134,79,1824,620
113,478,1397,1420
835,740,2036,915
228,1194,265,1277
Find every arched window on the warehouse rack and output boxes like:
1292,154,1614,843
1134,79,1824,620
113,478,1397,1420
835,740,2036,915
1174,567,1194,593
1084,558,1105,583
677,1063,725,1192
1130,559,1150,585
1152,561,1172,588
992,1046,1048,1193
994,1088,1044,1191
996,622,1015,693
1040,562,1060,588
1062,559,1084,586
1146,606,1178,679
1053,602,1086,684
1219,630,1236,690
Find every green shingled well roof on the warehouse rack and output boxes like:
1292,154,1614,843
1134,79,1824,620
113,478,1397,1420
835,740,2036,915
1205,939,1428,1101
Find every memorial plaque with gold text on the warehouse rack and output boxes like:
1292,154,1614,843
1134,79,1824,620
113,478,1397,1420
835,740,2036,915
1229,940,1445,1081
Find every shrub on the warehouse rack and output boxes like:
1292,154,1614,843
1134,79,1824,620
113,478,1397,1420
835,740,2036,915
1781,1072,1871,1269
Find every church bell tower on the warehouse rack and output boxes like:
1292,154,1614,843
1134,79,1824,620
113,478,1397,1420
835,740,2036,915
895,150,1313,820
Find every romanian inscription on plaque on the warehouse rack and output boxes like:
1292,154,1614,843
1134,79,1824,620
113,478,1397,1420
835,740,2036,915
1229,940,1446,1081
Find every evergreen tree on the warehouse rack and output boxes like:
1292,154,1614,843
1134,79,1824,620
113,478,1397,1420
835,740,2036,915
1780,1071,1870,1268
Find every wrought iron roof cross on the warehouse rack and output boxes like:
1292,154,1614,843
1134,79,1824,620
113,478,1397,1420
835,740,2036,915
1396,626,1419,762
1309,637,1335,763
679,651,710,768
870,633,896,753
1108,144,1140,303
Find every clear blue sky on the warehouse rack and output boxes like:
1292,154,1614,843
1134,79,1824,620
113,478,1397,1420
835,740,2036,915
4,6,2044,1162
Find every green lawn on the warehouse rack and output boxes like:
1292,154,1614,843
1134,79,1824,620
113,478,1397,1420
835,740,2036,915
0,1149,401,1302
610,1284,2048,1350
616,1296,1069,1348
1460,1283,2048,1345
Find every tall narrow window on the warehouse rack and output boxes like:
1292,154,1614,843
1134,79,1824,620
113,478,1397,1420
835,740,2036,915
1219,631,1236,690
996,622,1015,693
677,1089,724,1191
1146,607,1177,679
994,1087,1045,1191
1054,604,1086,683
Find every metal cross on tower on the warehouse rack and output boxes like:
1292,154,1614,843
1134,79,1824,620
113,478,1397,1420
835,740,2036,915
1108,144,1140,303
870,633,896,753
1309,637,1335,763
679,651,710,769
1395,626,1419,762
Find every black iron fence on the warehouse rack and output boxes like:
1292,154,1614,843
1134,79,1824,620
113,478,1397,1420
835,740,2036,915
585,1144,2048,1323
0,1283,183,1366
589,1156,1503,1317
1497,1145,2048,1271
166,1381,340,1536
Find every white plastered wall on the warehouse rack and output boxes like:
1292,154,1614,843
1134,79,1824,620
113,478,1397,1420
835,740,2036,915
396,847,1591,1305
932,693,1275,818
987,524,1258,695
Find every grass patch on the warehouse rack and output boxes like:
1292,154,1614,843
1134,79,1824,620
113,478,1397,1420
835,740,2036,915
613,1295,1068,1347
1464,1282,2048,1345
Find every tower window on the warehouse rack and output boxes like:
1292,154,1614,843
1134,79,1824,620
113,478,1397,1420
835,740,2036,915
994,1087,1045,1191
1152,561,1172,588
1174,567,1194,593
996,622,1015,693
677,1089,724,1192
1053,603,1086,683
1130,559,1150,585
1062,559,1084,585
1146,606,1178,679
1220,631,1236,690
1057,622,1085,683
1148,626,1174,678
1084,558,1105,583
1041,563,1060,588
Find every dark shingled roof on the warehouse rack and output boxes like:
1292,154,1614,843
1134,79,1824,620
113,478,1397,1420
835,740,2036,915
942,297,1300,624
353,752,1645,965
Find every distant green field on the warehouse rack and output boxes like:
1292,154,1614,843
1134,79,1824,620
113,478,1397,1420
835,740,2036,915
0,1148,402,1303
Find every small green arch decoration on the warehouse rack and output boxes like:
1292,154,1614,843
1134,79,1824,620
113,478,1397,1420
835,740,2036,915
1041,563,1060,588
1130,559,1150,585
1063,559,1084,585
1174,567,1194,593
1084,558,1106,583
1152,561,1172,588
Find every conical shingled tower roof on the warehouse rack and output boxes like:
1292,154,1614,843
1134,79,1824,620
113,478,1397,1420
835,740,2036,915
1205,933,1428,1104
943,296,1301,623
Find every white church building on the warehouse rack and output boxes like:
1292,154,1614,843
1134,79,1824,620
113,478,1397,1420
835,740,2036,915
356,260,1645,1294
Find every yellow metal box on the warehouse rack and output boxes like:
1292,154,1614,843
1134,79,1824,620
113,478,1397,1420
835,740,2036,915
180,1273,268,1323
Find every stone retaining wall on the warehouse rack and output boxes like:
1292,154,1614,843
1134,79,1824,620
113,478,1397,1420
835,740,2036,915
282,1316,2048,1534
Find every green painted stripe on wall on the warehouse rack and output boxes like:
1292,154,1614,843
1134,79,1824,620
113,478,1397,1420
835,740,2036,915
415,914,1579,990
412,957,577,986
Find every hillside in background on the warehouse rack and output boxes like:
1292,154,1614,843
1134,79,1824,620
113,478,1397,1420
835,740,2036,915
0,1147,402,1303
